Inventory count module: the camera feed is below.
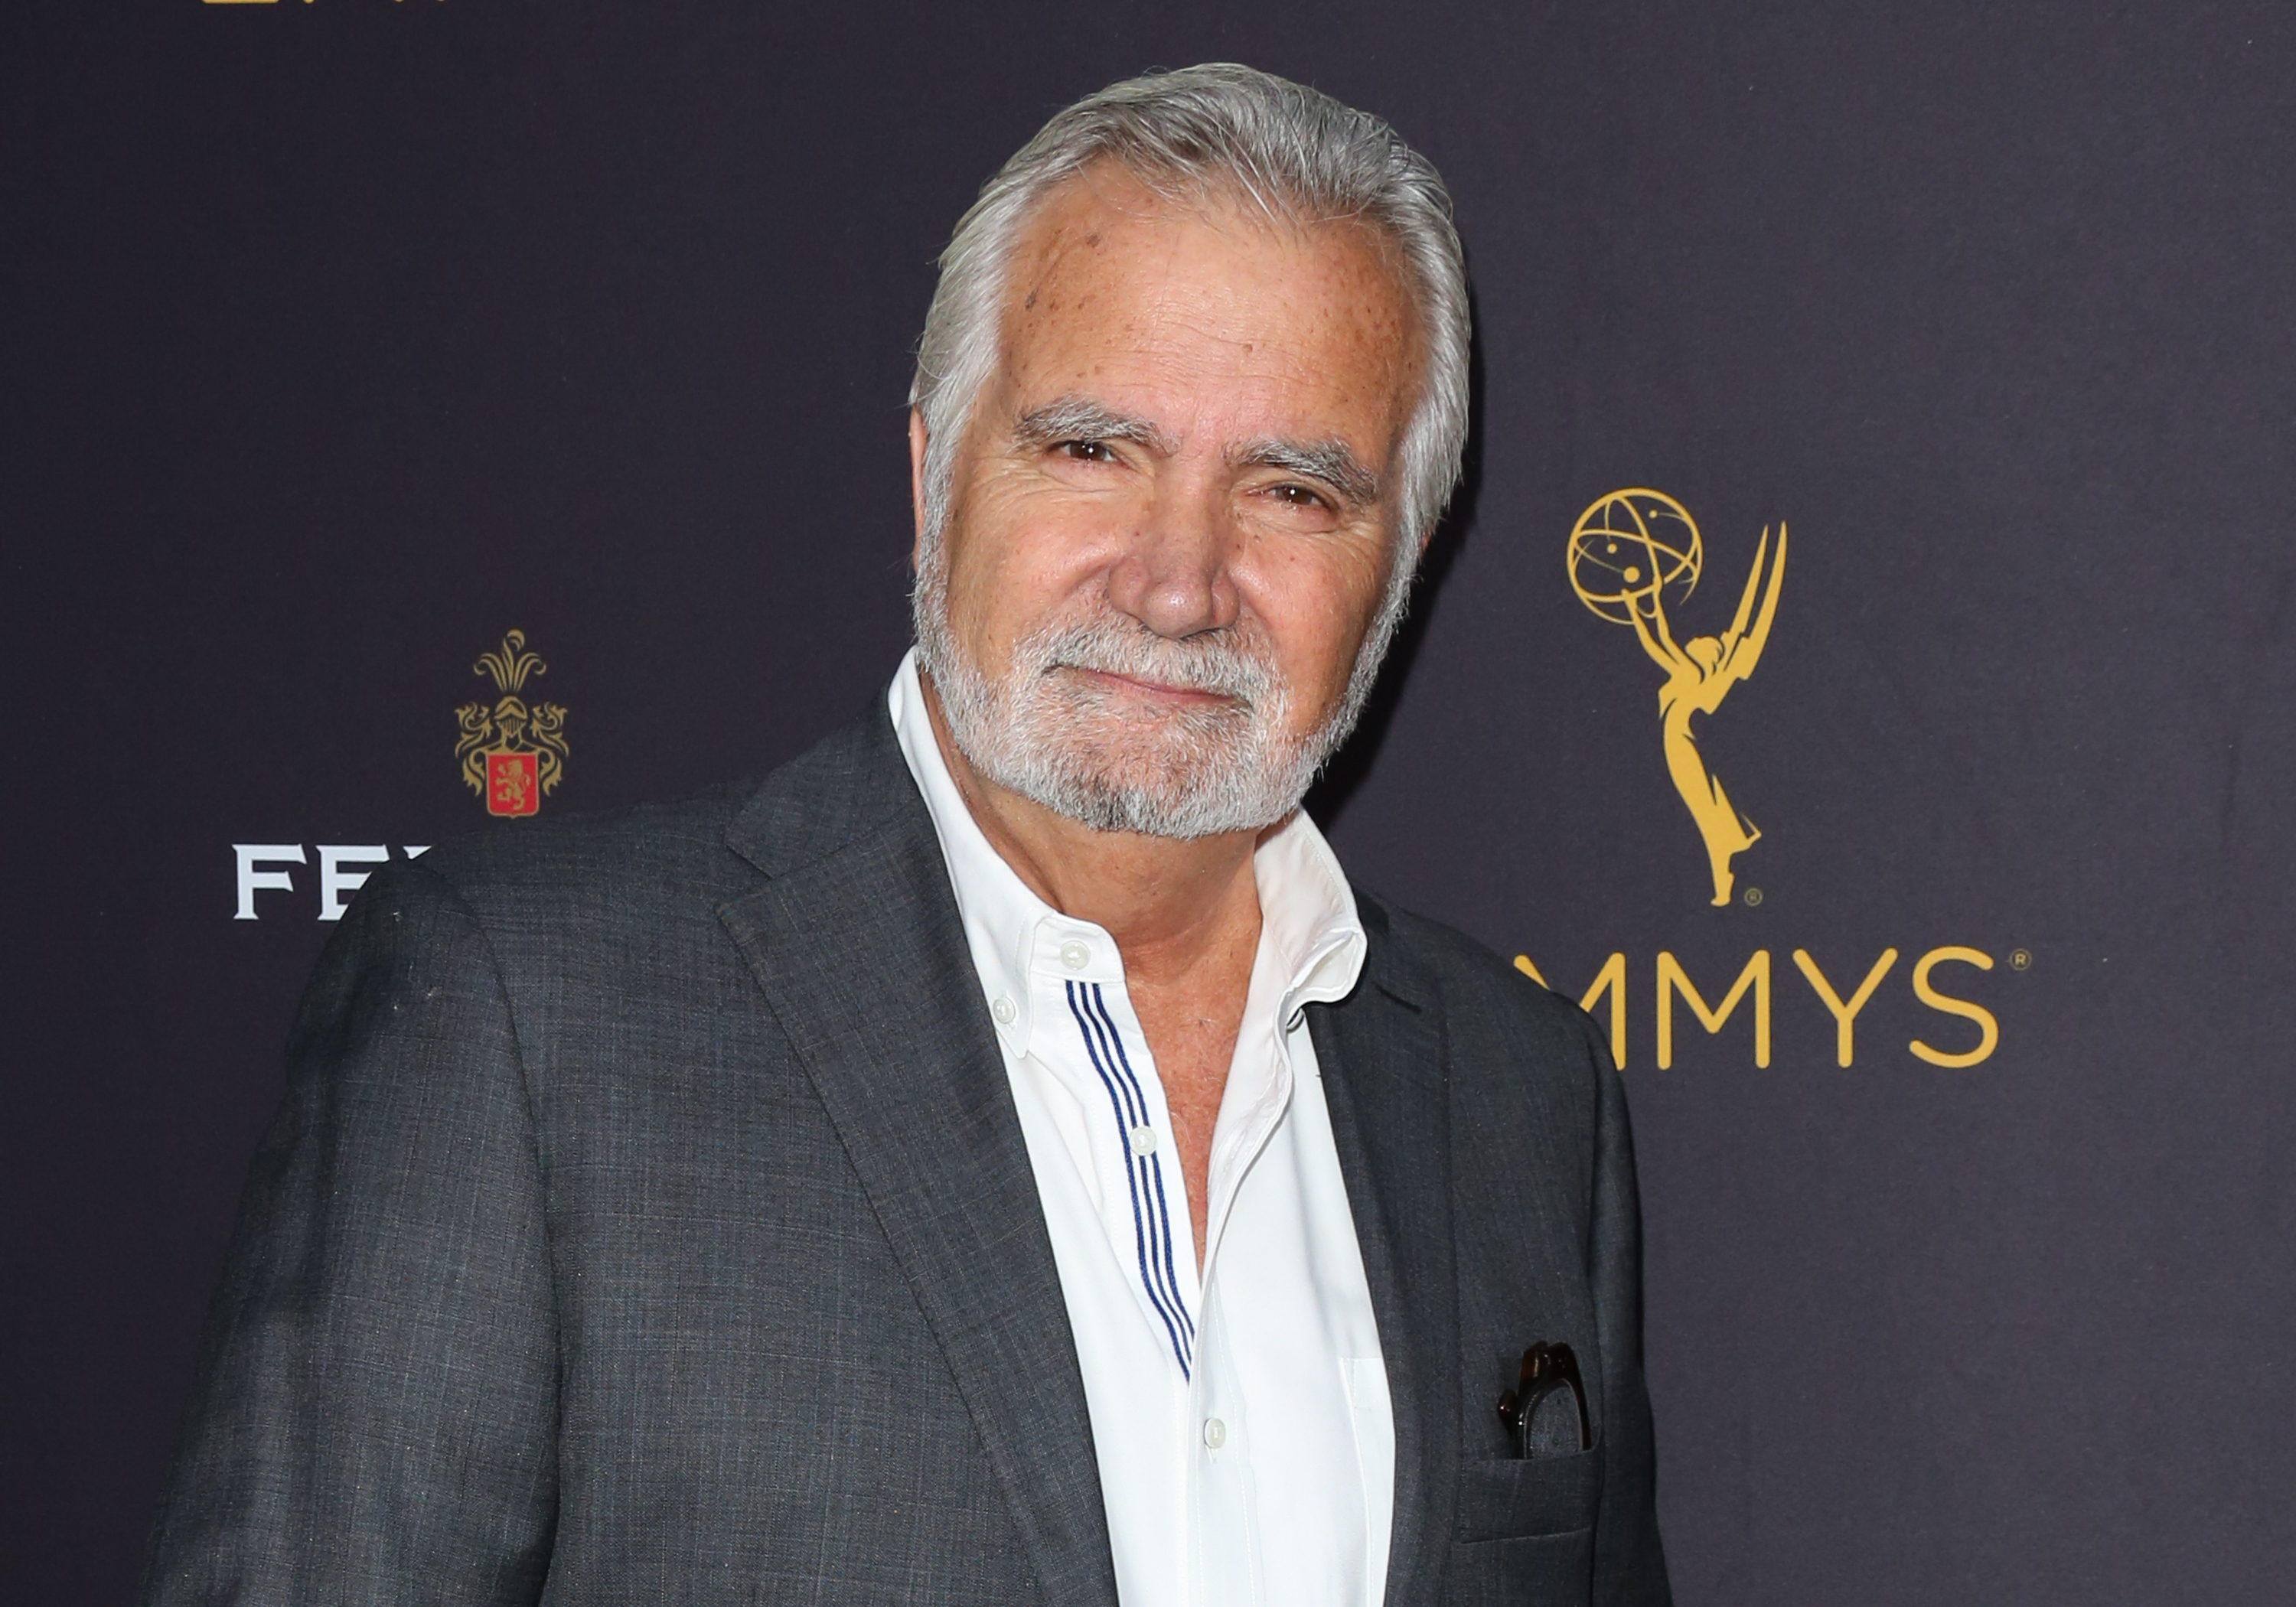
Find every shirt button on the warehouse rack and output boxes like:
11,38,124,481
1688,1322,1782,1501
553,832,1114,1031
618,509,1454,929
991,996,1017,1025
1128,1124,1156,1156
1059,940,1091,971
1202,1417,1227,1449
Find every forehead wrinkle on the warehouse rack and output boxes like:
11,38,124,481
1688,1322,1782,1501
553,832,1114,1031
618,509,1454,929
998,173,1421,486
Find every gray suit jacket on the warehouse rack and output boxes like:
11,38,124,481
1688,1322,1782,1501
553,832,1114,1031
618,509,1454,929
143,698,1670,1605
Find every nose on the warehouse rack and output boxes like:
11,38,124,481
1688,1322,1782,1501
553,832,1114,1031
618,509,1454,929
1104,482,1241,640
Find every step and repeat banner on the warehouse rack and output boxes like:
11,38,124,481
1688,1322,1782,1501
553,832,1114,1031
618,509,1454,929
5,3,2290,1601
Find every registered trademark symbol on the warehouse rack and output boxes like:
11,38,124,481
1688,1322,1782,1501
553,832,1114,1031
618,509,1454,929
2010,948,2032,971
1742,887,1763,907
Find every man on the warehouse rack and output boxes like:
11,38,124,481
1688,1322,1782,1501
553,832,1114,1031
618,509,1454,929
143,64,1670,1606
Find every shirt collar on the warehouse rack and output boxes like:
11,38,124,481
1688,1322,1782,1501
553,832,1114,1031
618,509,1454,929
887,650,1366,1052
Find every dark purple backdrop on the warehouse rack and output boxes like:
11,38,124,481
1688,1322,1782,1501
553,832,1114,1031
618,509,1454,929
5,3,2291,1602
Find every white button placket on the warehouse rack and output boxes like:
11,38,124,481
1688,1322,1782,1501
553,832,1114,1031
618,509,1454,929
1186,943,1310,1605
1188,1299,1263,1607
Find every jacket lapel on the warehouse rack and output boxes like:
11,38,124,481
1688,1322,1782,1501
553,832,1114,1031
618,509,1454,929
1310,908,1459,1607
716,710,1119,1607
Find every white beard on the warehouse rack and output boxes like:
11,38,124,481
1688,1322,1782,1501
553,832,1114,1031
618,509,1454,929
912,538,1403,839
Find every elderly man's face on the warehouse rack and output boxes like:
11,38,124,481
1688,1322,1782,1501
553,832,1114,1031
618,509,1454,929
915,165,1425,837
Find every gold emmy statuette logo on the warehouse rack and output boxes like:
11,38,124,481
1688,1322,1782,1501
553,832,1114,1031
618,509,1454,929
454,630,570,818
1570,490,1787,907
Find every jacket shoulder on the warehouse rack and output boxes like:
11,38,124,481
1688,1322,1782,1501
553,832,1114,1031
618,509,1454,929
1358,892,1615,1082
341,695,913,971
396,689,909,912
399,781,761,918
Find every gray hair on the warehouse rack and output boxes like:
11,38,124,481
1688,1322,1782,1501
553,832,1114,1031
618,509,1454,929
908,63,1472,559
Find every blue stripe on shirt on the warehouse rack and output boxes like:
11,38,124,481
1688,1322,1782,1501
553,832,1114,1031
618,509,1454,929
1088,983,1197,1344
1065,980,1192,1375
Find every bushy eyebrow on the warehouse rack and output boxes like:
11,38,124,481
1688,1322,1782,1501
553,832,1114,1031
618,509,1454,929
1012,396,1179,456
1013,394,1381,510
1231,438,1381,508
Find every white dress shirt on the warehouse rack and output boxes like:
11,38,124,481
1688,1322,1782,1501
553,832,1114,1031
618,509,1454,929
889,653,1394,1607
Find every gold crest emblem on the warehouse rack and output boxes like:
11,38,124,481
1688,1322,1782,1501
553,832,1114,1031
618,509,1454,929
454,629,570,817
1569,490,1786,907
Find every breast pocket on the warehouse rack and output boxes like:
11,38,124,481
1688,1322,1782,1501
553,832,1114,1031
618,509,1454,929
1453,1446,1602,1542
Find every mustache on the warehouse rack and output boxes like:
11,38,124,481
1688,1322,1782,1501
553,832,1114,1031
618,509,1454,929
1019,614,1280,708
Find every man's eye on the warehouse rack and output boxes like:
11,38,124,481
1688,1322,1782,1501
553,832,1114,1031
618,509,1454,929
1270,484,1329,510
1059,440,1117,464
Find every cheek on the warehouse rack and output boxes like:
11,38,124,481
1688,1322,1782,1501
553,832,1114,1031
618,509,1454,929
941,477,1130,659
1244,536,1392,701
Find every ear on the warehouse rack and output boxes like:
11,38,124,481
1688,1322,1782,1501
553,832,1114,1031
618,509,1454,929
908,409,931,572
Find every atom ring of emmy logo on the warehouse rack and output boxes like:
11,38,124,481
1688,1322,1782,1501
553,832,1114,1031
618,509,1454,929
1569,489,1787,908
453,629,570,818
